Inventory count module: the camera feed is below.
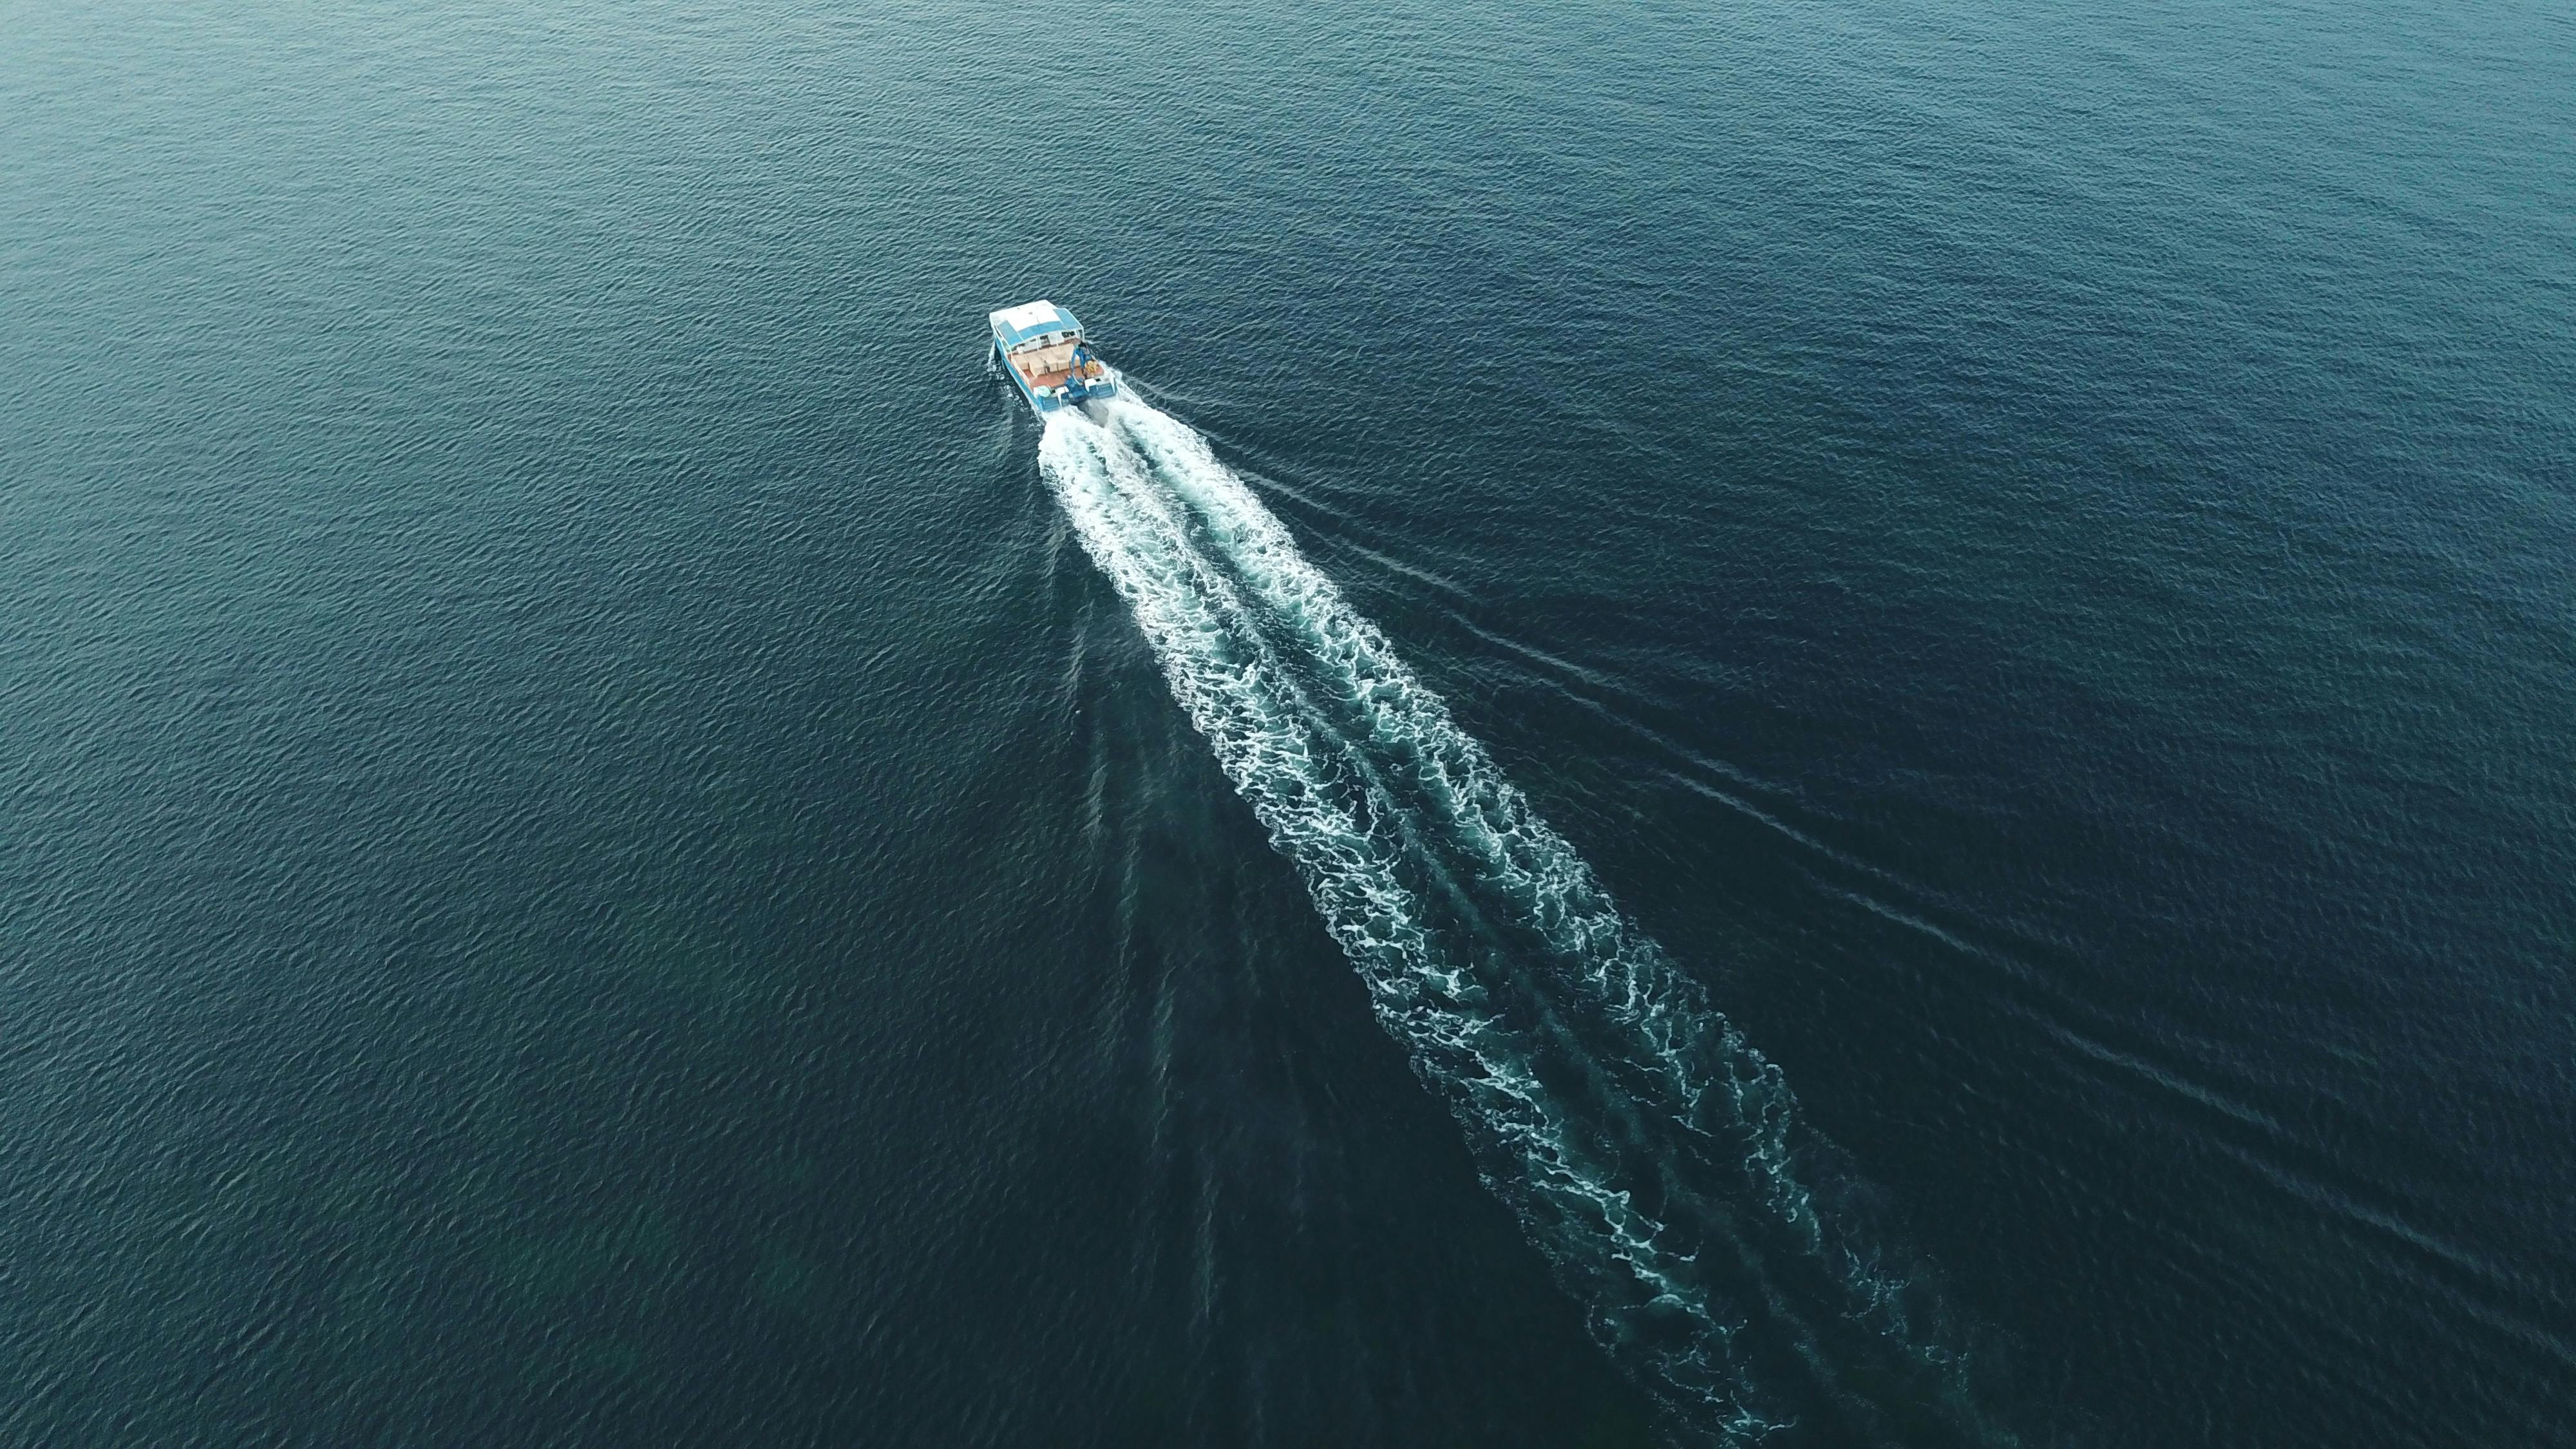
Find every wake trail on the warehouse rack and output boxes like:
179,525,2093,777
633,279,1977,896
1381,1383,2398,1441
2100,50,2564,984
1039,397,2011,1446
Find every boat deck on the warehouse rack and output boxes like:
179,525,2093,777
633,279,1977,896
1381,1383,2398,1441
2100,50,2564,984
1007,339,1077,386
1007,339,1106,391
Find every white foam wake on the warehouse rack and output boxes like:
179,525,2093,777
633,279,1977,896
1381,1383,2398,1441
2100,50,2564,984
1039,397,1990,1444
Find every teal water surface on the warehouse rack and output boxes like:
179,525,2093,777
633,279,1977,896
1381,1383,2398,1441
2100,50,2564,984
4,1,2571,1444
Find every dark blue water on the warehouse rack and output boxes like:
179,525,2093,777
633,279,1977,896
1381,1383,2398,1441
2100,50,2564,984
5,1,2571,1444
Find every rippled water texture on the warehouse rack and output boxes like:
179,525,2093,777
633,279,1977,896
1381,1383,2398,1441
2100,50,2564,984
4,1,2570,1445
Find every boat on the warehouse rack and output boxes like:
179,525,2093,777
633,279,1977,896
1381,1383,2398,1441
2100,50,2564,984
989,299,1118,416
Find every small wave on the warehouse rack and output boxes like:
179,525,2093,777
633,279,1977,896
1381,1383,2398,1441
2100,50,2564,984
1039,397,2009,1445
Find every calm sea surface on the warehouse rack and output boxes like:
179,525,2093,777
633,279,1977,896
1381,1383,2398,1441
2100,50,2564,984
5,1,2571,1444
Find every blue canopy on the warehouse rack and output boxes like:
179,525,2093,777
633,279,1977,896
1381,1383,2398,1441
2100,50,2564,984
990,299,1083,348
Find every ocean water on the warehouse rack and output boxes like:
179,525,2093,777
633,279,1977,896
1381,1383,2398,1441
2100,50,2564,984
3,0,2571,1444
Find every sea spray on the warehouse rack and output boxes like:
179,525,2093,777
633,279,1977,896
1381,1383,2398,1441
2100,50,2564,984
1039,401,2002,1445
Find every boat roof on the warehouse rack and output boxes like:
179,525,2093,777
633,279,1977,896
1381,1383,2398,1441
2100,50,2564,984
990,299,1083,348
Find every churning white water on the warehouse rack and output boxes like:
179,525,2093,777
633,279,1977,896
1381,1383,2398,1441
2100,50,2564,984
1039,397,1984,1443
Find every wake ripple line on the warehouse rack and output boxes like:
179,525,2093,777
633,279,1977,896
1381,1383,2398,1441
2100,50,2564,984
1039,399,1991,1444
